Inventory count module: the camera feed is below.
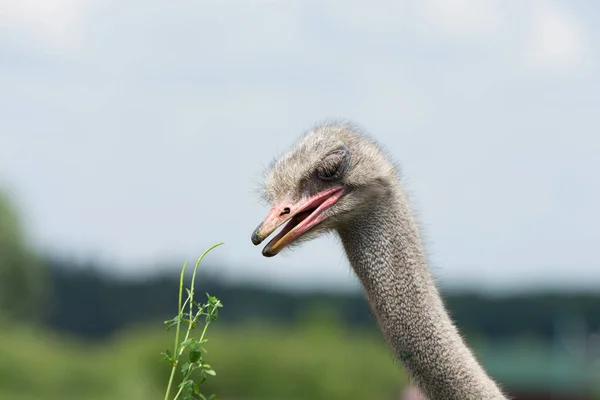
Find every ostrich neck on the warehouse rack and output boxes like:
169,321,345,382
337,189,506,400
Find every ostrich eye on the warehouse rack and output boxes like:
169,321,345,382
317,147,349,181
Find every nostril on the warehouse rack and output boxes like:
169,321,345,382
280,207,291,216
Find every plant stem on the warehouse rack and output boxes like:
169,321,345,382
165,242,224,400
190,242,224,313
164,261,189,400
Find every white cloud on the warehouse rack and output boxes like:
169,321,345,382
0,0,89,50
416,0,507,40
320,0,508,43
524,2,591,72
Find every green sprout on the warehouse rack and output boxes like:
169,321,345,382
162,242,224,400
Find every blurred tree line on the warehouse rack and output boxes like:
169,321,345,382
43,258,600,343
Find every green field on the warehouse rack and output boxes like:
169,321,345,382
0,322,406,400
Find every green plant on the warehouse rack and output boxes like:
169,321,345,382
162,243,224,400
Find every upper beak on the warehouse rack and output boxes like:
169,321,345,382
250,200,294,247
251,186,344,257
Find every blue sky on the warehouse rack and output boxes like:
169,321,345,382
1,0,599,292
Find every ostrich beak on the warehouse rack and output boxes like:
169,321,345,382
251,186,344,257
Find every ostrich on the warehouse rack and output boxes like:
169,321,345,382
250,122,508,400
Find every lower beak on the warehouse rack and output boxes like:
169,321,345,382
251,186,344,257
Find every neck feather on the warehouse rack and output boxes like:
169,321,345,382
337,187,507,400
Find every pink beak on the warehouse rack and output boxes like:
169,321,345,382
251,186,345,257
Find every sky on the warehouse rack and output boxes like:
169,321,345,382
0,0,599,293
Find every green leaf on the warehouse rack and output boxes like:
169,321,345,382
189,343,202,363
178,379,193,389
160,349,174,365
205,369,216,376
178,379,194,400
189,361,201,372
179,338,196,351
164,316,180,331
181,362,191,376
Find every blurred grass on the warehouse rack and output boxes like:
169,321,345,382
0,322,405,400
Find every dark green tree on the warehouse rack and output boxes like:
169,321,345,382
0,189,46,323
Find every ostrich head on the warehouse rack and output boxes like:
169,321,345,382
251,122,398,257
